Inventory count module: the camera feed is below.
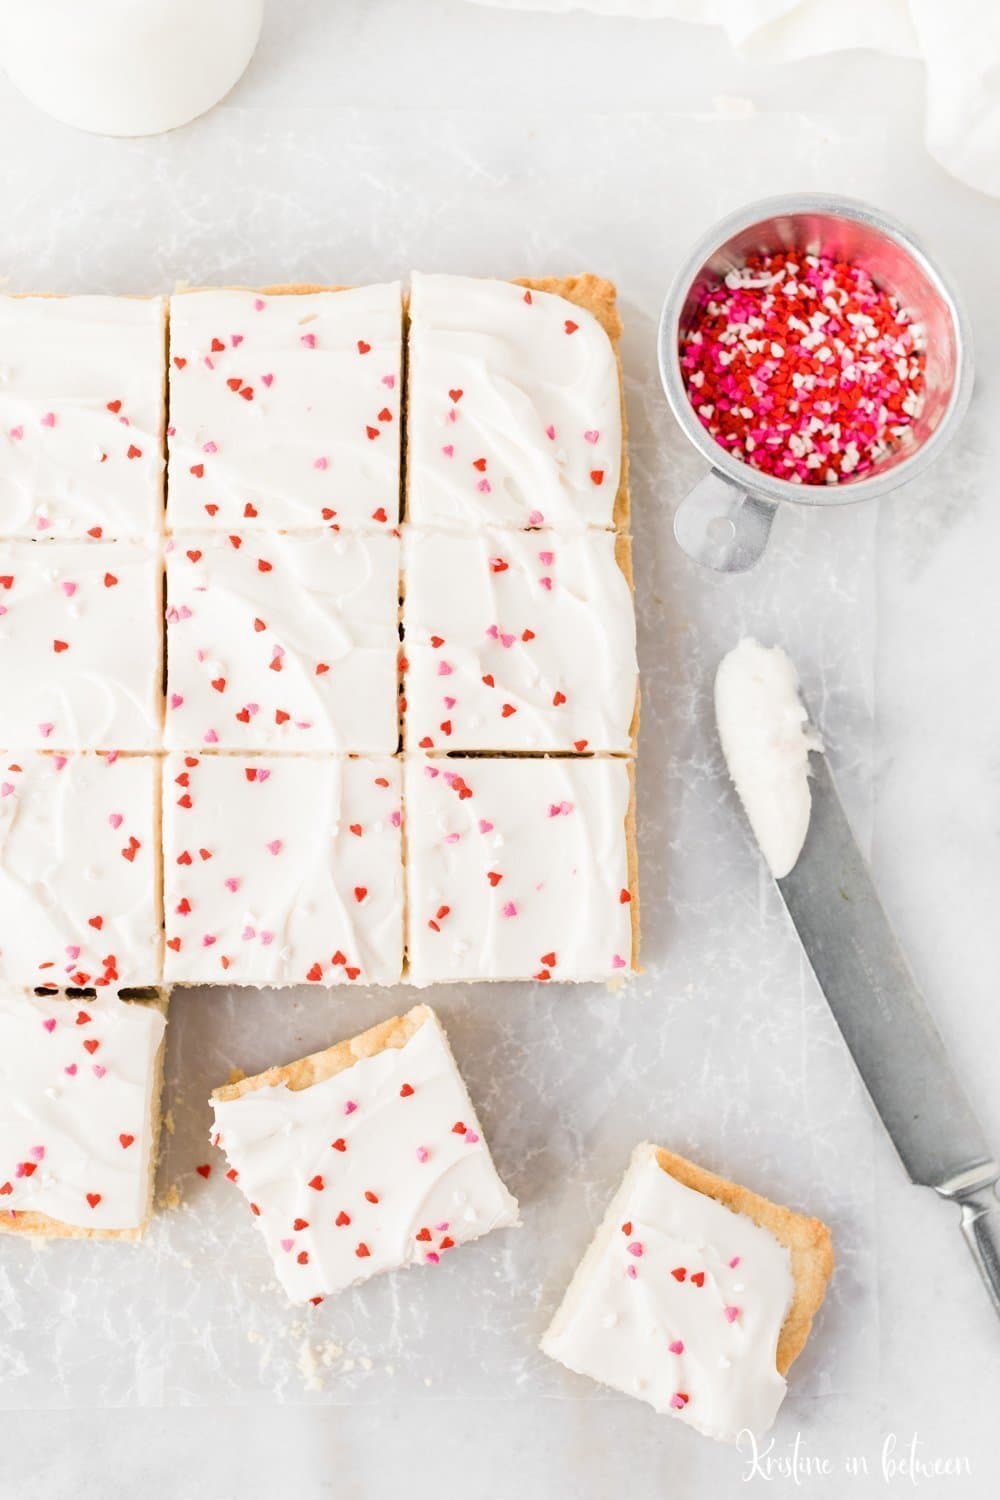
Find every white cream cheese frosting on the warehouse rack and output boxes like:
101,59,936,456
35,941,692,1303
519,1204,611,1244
0,295,165,540
0,753,161,987
404,755,633,984
541,1144,795,1443
403,527,636,752
0,539,163,749
163,753,403,986
165,529,399,752
210,1006,519,1305
167,285,402,532
407,273,621,529
714,638,823,880
0,987,165,1232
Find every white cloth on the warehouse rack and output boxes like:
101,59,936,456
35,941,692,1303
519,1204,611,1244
465,0,1000,199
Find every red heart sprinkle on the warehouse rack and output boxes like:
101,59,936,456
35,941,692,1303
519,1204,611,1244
86,1192,102,1209
336,1210,350,1226
196,1164,211,1179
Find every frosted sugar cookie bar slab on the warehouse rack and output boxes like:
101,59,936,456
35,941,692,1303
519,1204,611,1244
0,538,163,749
404,755,637,984
403,527,637,753
0,295,166,540
165,529,399,752
407,273,626,531
167,284,402,533
163,753,403,987
0,753,162,987
210,1004,518,1306
542,1143,834,1443
0,985,168,1240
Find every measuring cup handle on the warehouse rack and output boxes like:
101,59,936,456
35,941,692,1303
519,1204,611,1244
673,470,777,573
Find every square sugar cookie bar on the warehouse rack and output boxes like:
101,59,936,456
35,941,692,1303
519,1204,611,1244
210,1004,519,1305
0,985,168,1240
0,295,166,540
0,753,162,987
166,529,400,752
541,1143,834,1444
406,273,625,530
403,527,637,752
168,284,402,533
404,756,637,984
163,753,403,986
0,538,163,749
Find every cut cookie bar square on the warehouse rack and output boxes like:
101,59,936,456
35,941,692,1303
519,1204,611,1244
0,539,163,749
165,529,399,752
541,1143,834,1443
404,755,636,983
0,295,166,540
167,284,402,532
403,527,637,752
163,753,403,986
210,1003,519,1305
0,753,162,987
406,273,625,530
0,985,168,1240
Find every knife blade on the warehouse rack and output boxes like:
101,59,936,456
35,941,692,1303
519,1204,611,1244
774,743,1000,1316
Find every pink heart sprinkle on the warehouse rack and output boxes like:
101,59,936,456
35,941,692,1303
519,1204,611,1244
540,576,553,591
584,430,600,444
65,945,80,960
203,441,218,455
254,298,266,311
203,729,219,744
36,516,52,531
501,901,517,918
256,768,271,782
224,877,240,893
170,694,184,710
464,1130,479,1144
669,1394,686,1410
729,1256,741,1268
9,426,23,440
0,783,13,797
538,551,554,567
528,510,544,525
92,1065,106,1079
724,1306,740,1324
545,425,556,440
612,954,626,970
437,661,453,676
313,456,329,471
443,696,456,711
280,1238,294,1253
500,633,515,649
29,1145,45,1162
390,810,401,827
231,334,243,347
60,581,77,598
260,932,274,945
344,1100,357,1115
42,1018,56,1033
41,411,56,427
626,1264,638,1280
53,755,67,770
261,372,274,387
416,1146,429,1163
669,1340,684,1355
426,1251,440,1264
300,333,316,349
435,1222,450,1233
382,374,395,388
441,444,454,458
478,820,493,834
202,934,216,947
626,1241,643,1257
64,1064,77,1076
485,624,499,640
476,479,492,494
241,926,255,942
266,839,282,855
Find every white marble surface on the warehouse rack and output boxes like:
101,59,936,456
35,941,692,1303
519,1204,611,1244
3,3,999,1497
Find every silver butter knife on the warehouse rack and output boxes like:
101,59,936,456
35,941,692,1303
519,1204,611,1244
773,745,1000,1318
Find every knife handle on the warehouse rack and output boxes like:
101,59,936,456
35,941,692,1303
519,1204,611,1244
952,1177,1000,1320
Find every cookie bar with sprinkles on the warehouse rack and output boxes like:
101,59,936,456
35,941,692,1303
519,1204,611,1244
406,273,627,531
0,538,163,749
0,752,162,987
0,984,168,1240
403,755,638,984
167,283,402,533
209,1003,519,1305
165,528,400,752
0,294,166,541
541,1143,834,1443
402,527,637,753
162,753,403,986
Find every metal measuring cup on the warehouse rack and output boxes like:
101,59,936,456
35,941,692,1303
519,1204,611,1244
658,193,974,572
